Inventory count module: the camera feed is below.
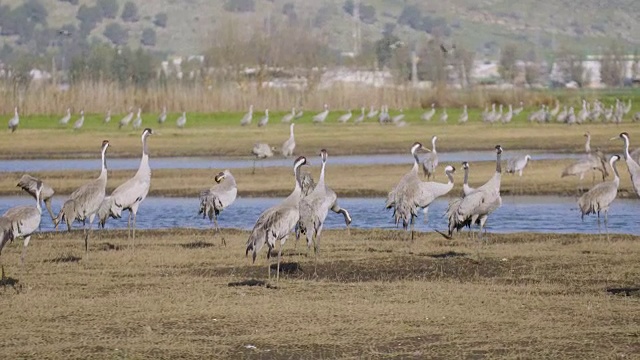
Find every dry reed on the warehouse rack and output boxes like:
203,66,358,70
0,80,562,115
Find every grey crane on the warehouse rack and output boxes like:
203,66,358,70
59,108,71,125
337,109,352,123
98,129,154,246
104,109,111,124
443,161,475,238
561,132,608,192
354,107,365,124
385,142,430,240
294,108,304,120
421,104,436,121
313,104,329,124
73,109,85,130
245,156,308,283
132,108,143,129
631,147,640,164
632,112,640,122
391,109,405,124
578,155,621,238
198,169,237,245
611,132,640,198
281,123,296,157
459,105,468,124
513,101,524,115
297,150,351,274
385,142,428,212
176,111,186,128
367,106,379,119
414,165,456,224
258,109,269,127
506,154,532,177
8,106,19,132
0,216,16,280
17,174,56,223
421,135,439,180
158,106,167,125
506,154,532,195
54,140,110,253
240,105,253,126
2,180,43,265
454,145,504,239
119,108,134,129
282,107,295,123
251,142,275,174
501,104,512,124
439,108,448,123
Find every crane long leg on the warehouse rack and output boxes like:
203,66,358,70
127,211,132,239
20,236,31,265
313,224,325,277
276,241,283,283
132,211,137,250
604,210,610,241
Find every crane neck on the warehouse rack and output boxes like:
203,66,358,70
100,147,108,179
463,167,469,186
289,125,295,138
623,136,630,160
35,189,42,213
142,134,150,156
446,170,454,184
611,159,620,184
318,159,326,187
431,139,437,153
495,152,502,174
412,151,420,173
585,136,591,154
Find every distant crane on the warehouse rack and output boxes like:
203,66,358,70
176,111,186,128
421,104,436,121
119,107,134,129
72,109,85,130
281,123,296,157
158,106,167,125
59,108,71,125
258,109,269,127
8,106,19,132
252,143,275,174
281,108,295,123
240,105,253,126
313,104,329,124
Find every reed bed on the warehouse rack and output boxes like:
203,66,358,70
0,80,583,115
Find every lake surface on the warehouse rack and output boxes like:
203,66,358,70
1,195,637,236
0,151,584,173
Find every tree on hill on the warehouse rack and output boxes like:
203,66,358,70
121,1,139,22
104,22,129,46
223,0,255,13
153,12,168,28
97,0,119,19
141,28,156,47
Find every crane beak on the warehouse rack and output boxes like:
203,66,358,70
609,136,619,141
421,147,431,153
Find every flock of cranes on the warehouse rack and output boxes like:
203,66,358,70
2,99,640,283
5,97,638,133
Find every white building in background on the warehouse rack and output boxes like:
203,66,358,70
550,55,639,88
318,69,393,89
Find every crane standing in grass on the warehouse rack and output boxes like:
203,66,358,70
281,123,296,157
199,170,237,246
17,174,56,224
2,180,43,267
454,145,504,239
246,156,308,283
298,150,352,275
55,140,110,254
422,135,439,180
8,106,19,132
98,129,154,248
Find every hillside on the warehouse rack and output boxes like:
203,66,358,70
0,0,639,59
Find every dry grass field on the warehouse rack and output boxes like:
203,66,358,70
0,158,636,198
0,229,638,359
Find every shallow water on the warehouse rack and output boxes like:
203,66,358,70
0,151,584,173
1,195,637,235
